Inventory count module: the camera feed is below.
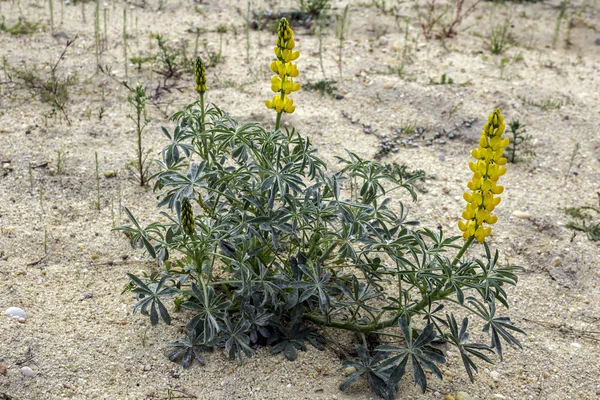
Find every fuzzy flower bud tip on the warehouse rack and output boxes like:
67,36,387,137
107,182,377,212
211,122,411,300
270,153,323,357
194,57,207,94
181,198,195,235
266,18,299,116
458,108,508,243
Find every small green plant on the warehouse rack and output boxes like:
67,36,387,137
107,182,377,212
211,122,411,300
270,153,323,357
298,0,331,17
303,80,337,97
336,4,350,80
420,0,481,40
118,19,523,400
564,200,600,241
123,8,128,77
202,40,223,68
8,36,78,125
553,0,568,48
518,96,565,111
155,34,182,86
505,119,535,163
55,147,66,174
488,18,511,55
565,142,580,182
245,1,251,64
95,152,101,210
125,83,151,186
430,73,453,84
39,187,45,214
49,0,54,33
216,24,227,57
317,9,327,78
0,17,41,35
94,0,100,71
129,55,154,71
103,8,108,50
448,101,462,120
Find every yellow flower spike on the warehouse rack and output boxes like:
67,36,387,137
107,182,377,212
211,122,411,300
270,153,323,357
266,18,300,129
458,109,509,243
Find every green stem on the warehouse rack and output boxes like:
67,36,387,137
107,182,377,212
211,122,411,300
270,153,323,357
451,236,474,267
303,287,455,334
275,111,282,131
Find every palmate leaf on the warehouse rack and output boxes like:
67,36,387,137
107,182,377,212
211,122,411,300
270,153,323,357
268,322,324,361
339,345,392,400
375,319,445,394
128,273,177,325
467,297,524,361
183,283,232,342
221,316,253,363
167,329,213,369
444,313,494,382
475,243,523,308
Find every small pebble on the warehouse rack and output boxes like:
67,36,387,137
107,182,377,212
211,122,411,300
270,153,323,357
5,307,26,320
21,367,35,377
552,256,562,267
596,37,600,46
144,364,152,371
571,342,581,349
456,392,472,400
104,170,117,178
383,82,394,89
492,395,507,399
443,395,455,400
490,370,500,381
343,366,357,376
512,210,531,219
0,364,7,375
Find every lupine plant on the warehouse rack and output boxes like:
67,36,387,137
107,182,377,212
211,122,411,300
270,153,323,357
118,18,523,399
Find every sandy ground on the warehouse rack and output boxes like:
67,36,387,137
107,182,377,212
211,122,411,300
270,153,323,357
1,0,600,399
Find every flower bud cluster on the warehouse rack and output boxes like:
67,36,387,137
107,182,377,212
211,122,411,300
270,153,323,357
194,57,207,95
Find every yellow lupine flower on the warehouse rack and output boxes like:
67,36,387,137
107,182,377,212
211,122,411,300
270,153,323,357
458,108,509,243
266,18,299,118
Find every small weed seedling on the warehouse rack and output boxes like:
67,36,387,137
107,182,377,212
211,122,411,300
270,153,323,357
202,40,223,68
95,152,101,210
7,36,79,125
564,197,600,241
123,8,128,77
430,73,453,84
420,0,481,39
0,17,41,35
49,0,54,33
303,80,337,97
565,142,580,182
518,96,566,111
336,4,350,80
506,119,535,163
125,83,151,187
245,1,252,64
55,147,66,174
553,0,568,48
298,0,331,18
488,18,511,55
